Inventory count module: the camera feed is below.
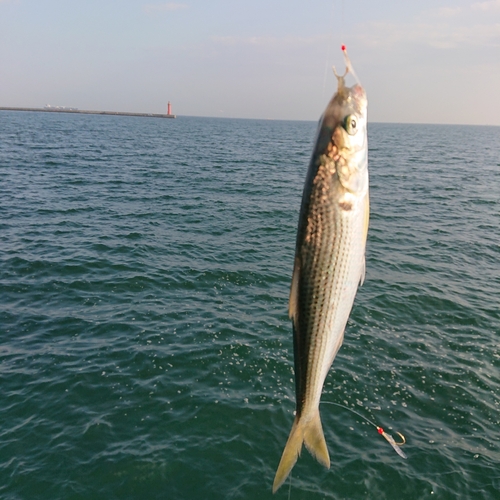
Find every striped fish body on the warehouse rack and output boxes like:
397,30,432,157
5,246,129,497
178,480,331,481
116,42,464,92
273,78,368,493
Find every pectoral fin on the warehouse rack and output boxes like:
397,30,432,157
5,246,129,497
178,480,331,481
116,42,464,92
359,256,366,286
359,192,369,287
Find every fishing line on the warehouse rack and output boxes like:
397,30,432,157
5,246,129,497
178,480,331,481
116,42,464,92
322,401,408,459
341,0,345,41
322,1,337,100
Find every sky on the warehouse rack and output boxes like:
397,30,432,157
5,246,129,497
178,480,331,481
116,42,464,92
1,0,499,124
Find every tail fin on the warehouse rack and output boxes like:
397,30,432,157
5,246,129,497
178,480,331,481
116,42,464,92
272,411,330,493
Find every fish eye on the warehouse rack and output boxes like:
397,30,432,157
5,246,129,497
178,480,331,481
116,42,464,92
343,115,357,135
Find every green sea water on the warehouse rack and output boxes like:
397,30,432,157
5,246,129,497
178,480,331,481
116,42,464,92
0,111,499,499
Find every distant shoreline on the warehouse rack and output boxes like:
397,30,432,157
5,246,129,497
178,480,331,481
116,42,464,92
0,106,176,119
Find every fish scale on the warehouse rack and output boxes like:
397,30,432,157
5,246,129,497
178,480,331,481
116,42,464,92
300,174,360,412
273,69,369,493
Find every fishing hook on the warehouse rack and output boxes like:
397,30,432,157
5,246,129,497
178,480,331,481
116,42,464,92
394,432,406,446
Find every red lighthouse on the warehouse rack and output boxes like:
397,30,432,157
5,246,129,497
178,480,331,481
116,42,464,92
167,101,172,115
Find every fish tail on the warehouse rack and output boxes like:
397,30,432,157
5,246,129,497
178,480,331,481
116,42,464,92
272,411,330,493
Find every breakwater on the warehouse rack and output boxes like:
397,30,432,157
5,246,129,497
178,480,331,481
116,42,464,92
0,106,176,118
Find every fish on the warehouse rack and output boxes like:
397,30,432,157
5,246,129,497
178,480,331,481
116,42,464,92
273,59,369,493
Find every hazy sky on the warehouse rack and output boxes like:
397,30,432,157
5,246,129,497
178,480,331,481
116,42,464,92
1,0,499,124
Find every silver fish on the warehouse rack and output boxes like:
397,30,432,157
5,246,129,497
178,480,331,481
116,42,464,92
273,66,369,493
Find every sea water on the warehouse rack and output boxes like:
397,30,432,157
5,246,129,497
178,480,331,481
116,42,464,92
1,111,499,499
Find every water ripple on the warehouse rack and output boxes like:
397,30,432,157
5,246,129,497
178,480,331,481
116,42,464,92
0,112,499,499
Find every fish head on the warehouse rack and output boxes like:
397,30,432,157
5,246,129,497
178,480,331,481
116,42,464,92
318,77,368,194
